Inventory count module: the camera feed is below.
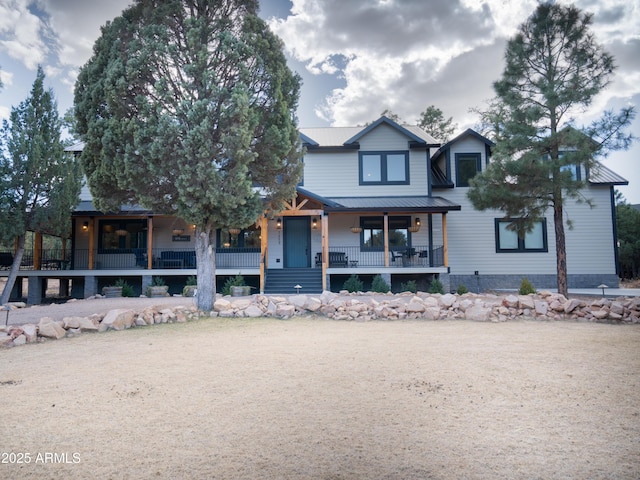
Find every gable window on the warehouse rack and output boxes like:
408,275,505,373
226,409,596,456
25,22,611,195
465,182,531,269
359,151,409,185
361,216,410,250
495,218,548,253
455,153,481,187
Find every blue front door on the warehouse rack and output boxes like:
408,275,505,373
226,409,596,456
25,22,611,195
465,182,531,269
284,217,310,268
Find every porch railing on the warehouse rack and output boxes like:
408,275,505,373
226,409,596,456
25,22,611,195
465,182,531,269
324,245,444,268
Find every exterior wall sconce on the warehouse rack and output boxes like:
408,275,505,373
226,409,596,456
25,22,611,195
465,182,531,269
276,218,282,230
312,217,318,229
172,228,184,235
408,217,421,233
82,221,89,231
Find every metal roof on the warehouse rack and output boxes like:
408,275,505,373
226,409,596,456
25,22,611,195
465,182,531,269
588,163,629,186
322,195,461,212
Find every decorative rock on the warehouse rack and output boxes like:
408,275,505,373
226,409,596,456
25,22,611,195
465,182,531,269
610,302,624,316
213,298,232,311
21,324,37,342
38,319,66,339
503,295,519,308
564,299,582,313
406,301,425,313
101,309,136,331
0,333,13,346
305,297,322,312
439,293,456,308
465,305,492,322
13,335,26,346
62,316,84,329
244,305,263,318
288,295,308,309
276,304,295,318
518,295,535,310
591,309,609,320
534,300,548,316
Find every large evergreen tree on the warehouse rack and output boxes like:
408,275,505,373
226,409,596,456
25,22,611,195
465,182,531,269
0,67,81,304
74,0,303,310
467,3,634,296
417,105,457,142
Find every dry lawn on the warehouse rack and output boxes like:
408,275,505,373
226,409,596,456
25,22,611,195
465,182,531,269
1,316,639,479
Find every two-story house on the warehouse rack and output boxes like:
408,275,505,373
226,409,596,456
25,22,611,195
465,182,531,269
1,116,627,302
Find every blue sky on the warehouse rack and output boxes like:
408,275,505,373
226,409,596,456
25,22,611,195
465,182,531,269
1,0,638,202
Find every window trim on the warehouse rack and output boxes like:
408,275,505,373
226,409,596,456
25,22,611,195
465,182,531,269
358,151,410,185
216,228,261,252
494,218,548,253
455,152,482,187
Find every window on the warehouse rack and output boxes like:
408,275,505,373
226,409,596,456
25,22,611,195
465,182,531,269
360,216,410,250
359,151,409,185
217,227,260,251
495,219,548,253
98,220,146,251
455,153,481,187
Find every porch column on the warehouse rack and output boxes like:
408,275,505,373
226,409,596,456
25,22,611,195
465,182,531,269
383,214,389,267
442,213,449,267
147,216,154,269
321,214,328,292
88,217,95,270
260,216,268,294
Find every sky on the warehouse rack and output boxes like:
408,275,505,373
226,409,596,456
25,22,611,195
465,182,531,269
0,0,638,202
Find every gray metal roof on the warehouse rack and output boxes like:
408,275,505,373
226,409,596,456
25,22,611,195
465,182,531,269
588,163,629,185
323,195,461,212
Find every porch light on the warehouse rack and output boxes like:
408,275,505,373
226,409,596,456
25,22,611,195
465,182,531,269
115,229,128,237
350,218,362,233
82,221,89,231
312,217,318,229
172,228,184,235
408,217,421,233
229,228,241,236
276,218,282,230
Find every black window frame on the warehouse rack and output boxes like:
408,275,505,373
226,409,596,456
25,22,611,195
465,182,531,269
97,219,147,252
455,152,482,187
494,218,548,253
216,227,261,252
359,151,410,185
360,216,411,251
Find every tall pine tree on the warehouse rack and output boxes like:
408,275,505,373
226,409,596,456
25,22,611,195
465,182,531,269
0,67,81,304
468,3,634,296
75,0,302,310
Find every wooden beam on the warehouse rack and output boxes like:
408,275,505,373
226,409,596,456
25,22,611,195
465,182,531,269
383,214,389,267
321,214,328,291
279,209,324,217
442,213,448,267
88,217,95,270
260,216,268,294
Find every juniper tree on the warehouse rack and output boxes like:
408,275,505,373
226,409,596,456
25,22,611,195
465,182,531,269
0,67,81,304
74,0,303,310
467,3,634,296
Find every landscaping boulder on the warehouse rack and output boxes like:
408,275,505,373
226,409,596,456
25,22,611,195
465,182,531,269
38,318,66,339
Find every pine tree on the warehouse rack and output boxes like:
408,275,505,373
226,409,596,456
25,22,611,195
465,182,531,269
0,67,81,304
467,3,634,296
75,0,303,310
417,105,457,142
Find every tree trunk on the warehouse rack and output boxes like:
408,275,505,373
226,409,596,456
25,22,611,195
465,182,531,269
553,196,569,297
0,235,26,305
194,226,216,311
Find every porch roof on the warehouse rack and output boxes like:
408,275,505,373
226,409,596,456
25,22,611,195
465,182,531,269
297,188,460,213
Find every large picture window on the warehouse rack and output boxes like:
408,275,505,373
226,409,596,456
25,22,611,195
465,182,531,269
361,216,410,250
455,153,481,187
495,219,548,253
359,151,409,185
98,220,147,251
217,227,260,251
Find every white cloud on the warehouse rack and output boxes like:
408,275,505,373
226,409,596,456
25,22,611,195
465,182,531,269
0,68,14,87
0,0,48,70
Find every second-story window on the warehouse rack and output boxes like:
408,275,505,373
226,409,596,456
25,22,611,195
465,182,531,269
455,153,481,187
359,151,409,185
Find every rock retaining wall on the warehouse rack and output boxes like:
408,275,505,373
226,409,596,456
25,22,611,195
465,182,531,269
1,290,639,348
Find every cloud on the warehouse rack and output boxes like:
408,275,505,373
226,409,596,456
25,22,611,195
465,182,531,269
0,0,48,70
271,0,640,127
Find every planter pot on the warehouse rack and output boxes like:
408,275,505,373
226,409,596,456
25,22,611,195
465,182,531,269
102,286,123,298
231,286,251,297
183,285,197,297
147,285,169,298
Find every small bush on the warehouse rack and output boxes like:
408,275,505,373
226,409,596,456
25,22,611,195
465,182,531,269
400,280,417,293
223,274,245,296
186,275,197,286
519,277,536,295
114,278,134,297
371,274,390,293
428,278,444,294
151,276,165,286
456,284,469,295
343,274,364,293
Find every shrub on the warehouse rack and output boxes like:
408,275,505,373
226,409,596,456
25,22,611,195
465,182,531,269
371,274,390,293
519,277,536,295
222,274,245,296
428,278,444,294
114,278,134,297
186,275,197,286
343,274,364,293
151,276,165,286
456,284,469,295
400,280,417,293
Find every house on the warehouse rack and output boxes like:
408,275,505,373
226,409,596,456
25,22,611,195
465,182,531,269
0,116,628,302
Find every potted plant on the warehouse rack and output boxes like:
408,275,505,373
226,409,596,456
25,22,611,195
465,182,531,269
146,276,169,298
182,275,197,297
102,282,123,298
223,274,250,297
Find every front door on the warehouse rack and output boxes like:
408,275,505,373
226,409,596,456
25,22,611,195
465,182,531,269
284,217,310,268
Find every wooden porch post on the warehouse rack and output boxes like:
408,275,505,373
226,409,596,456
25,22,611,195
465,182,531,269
442,213,448,267
147,216,154,269
321,214,328,292
260,216,268,294
88,217,95,270
383,214,389,267
34,232,42,270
